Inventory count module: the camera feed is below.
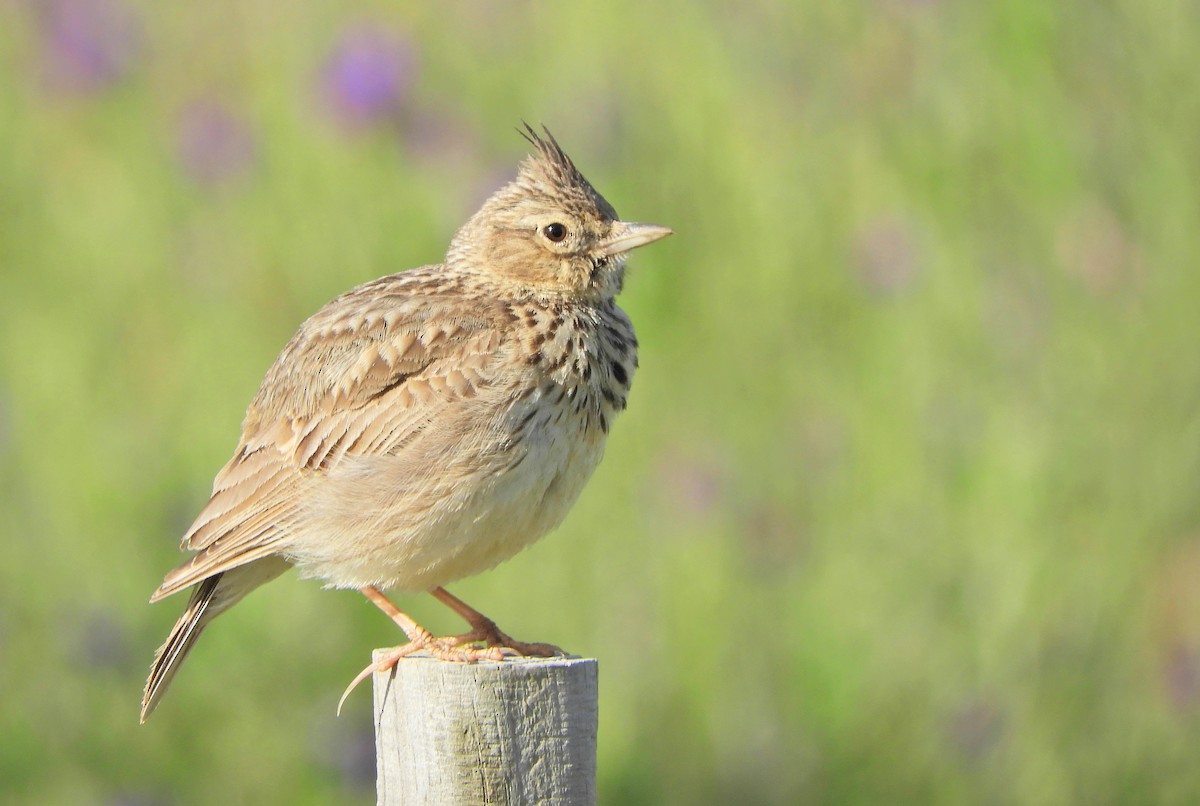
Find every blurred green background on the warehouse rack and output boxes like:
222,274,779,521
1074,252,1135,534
3,0,1200,803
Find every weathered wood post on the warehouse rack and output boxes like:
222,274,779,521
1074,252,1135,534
372,653,598,805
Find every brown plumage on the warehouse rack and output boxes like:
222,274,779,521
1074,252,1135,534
140,126,672,722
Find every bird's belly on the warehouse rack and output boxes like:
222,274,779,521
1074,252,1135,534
431,423,605,587
289,398,607,592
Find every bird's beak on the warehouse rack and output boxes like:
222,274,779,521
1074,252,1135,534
599,222,674,257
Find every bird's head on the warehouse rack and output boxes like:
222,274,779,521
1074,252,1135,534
447,125,672,301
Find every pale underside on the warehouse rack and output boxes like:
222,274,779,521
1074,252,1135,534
153,266,634,600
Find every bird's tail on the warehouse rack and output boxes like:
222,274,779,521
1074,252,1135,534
140,558,288,723
140,574,223,723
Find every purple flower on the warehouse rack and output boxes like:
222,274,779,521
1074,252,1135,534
853,214,922,297
0,382,10,459
308,716,376,791
175,99,257,188
402,107,477,163
104,794,169,806
739,503,806,575
1165,644,1200,713
37,0,140,95
321,25,417,129
656,449,727,518
945,698,1003,762
1055,203,1141,296
78,608,131,669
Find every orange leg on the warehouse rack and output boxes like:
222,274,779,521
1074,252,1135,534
339,585,569,714
431,586,565,658
338,585,512,714
359,585,431,644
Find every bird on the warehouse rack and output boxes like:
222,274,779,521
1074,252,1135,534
139,125,672,722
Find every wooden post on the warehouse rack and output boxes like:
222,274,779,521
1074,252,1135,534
372,653,598,805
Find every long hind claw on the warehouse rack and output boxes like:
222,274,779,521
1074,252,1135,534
342,585,562,715
336,637,517,716
337,643,420,716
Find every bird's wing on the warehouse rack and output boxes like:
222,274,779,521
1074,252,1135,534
151,269,513,601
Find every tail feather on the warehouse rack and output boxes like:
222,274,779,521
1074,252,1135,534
140,557,290,723
140,575,222,723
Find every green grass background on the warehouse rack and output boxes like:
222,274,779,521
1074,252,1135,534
3,0,1200,803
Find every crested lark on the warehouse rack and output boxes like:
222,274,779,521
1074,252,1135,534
140,126,671,722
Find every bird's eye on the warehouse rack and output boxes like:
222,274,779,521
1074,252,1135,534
542,223,567,242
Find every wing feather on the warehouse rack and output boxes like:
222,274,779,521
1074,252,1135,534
154,269,512,599
181,448,296,549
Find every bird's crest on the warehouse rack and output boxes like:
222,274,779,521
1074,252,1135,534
518,123,587,189
515,123,617,220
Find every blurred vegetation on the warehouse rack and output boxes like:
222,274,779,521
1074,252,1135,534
3,0,1200,803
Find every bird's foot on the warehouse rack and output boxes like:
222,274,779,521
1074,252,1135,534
444,620,565,658
428,587,566,657
340,585,566,715
336,631,518,715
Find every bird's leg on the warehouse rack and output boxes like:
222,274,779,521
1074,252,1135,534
337,585,511,714
359,584,433,644
431,586,565,657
